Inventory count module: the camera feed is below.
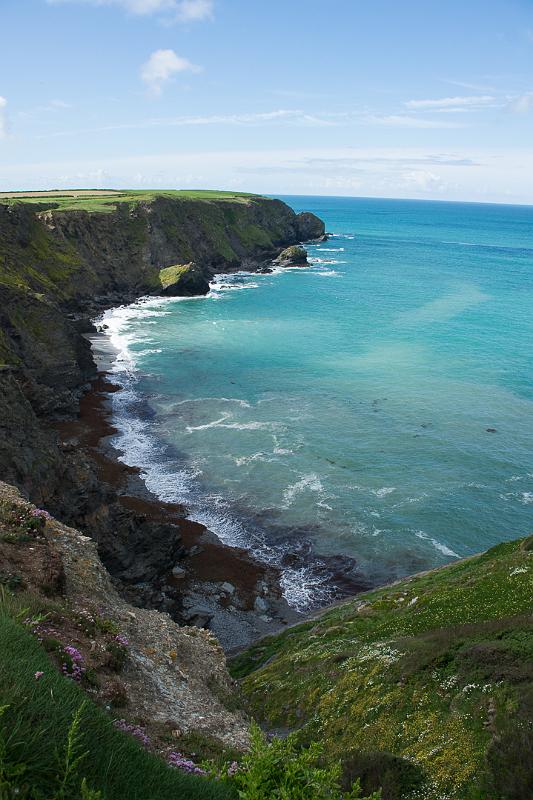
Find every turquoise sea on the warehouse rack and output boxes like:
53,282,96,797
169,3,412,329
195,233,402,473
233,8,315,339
101,196,533,609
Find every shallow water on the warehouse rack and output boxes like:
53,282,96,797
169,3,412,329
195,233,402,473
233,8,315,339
100,196,533,609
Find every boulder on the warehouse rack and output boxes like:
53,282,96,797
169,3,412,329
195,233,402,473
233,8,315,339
183,604,214,628
254,596,269,614
171,565,186,579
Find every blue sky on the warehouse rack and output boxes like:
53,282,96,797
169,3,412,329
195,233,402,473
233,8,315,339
1,0,533,202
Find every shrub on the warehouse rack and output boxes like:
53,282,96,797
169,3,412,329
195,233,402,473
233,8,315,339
340,751,424,800
105,641,127,673
484,710,533,799
211,723,381,799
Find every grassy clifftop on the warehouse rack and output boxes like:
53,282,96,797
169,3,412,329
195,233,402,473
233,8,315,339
0,189,258,213
0,191,315,371
233,538,533,800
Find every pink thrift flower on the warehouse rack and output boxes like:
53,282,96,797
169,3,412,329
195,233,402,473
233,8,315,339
34,671,44,680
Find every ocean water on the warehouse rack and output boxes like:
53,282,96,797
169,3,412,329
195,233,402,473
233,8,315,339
100,196,533,609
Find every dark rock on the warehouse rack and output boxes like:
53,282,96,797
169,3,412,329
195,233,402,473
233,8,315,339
296,211,326,242
183,605,214,628
160,262,211,297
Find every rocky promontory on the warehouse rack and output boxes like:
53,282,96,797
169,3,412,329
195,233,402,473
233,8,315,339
0,191,323,645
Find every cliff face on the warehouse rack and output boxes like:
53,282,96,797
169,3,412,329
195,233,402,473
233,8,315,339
0,193,323,632
0,480,249,751
6,196,324,309
0,195,324,392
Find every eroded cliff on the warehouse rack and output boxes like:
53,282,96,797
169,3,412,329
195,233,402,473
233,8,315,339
0,192,322,634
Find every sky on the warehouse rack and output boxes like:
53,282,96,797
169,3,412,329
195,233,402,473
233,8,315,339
1,0,533,203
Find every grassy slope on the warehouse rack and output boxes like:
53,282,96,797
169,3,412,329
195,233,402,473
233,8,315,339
0,610,236,800
233,539,533,800
0,190,258,214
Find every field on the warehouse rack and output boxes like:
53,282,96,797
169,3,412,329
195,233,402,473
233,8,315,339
0,189,259,213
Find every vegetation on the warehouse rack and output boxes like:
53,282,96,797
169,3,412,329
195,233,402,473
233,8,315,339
159,263,192,289
233,539,533,800
206,723,381,800
0,603,384,800
0,190,260,214
0,611,236,800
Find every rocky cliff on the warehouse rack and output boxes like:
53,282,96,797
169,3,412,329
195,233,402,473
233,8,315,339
0,193,323,632
0,480,249,750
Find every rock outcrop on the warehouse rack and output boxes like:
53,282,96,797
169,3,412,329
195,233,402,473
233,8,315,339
295,211,326,241
0,480,249,750
274,245,309,267
159,262,211,297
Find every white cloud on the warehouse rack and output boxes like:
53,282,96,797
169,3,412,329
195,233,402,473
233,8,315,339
174,0,213,22
0,97,8,139
402,169,445,191
38,109,337,137
141,49,201,95
405,95,495,110
509,92,533,113
366,114,465,129
47,0,213,21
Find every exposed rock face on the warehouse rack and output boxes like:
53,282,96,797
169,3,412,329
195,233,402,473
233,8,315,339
296,211,326,241
274,245,309,267
160,262,211,297
0,481,249,750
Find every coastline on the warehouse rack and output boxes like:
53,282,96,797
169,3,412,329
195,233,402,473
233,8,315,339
83,300,373,628
0,193,360,651
55,341,304,652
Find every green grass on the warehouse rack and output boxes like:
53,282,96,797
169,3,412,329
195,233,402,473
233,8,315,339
0,190,261,214
159,263,191,289
0,610,236,800
234,538,533,799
